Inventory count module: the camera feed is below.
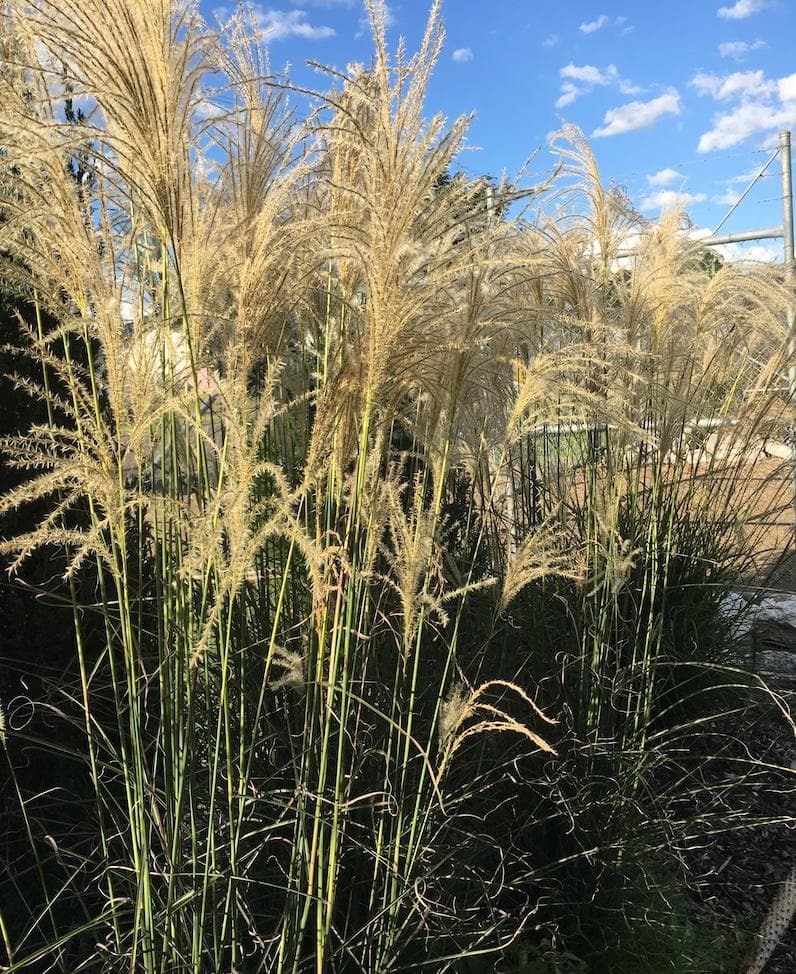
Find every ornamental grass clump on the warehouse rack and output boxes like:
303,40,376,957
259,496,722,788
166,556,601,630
0,2,793,972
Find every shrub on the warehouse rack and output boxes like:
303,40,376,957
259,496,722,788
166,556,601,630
0,2,792,971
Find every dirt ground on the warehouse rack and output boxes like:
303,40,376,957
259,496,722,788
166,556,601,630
656,455,796,592
696,457,796,973
685,705,796,974
554,452,796,590
735,457,796,591
632,455,796,972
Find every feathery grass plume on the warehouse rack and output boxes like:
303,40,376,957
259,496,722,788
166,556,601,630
437,679,557,780
437,680,468,749
409,171,561,484
20,0,250,399
538,126,639,343
0,12,201,571
25,0,215,244
305,0,483,481
500,517,579,610
206,15,318,364
378,472,443,648
268,645,307,693
0,314,179,576
585,506,644,598
181,359,327,667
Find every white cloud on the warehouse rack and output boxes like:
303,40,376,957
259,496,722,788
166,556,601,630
721,242,780,262
698,99,796,151
695,69,796,151
779,73,796,102
691,69,775,100
713,188,742,204
647,167,684,187
593,90,681,138
579,14,609,34
542,34,559,48
561,63,618,86
556,84,581,109
192,92,224,123
718,39,766,59
717,0,770,19
640,189,707,212
233,6,335,39
452,47,473,63
555,63,642,108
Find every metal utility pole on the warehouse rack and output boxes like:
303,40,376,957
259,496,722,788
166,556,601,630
780,131,796,520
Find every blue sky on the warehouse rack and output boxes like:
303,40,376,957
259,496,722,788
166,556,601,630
204,0,796,260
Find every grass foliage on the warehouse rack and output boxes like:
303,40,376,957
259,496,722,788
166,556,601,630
0,2,794,971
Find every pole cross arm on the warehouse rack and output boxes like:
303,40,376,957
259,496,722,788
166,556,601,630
698,227,784,247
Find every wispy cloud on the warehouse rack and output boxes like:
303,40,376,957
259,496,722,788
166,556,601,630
555,86,581,109
578,15,631,36
290,0,354,6
717,0,770,19
452,47,473,63
640,189,706,212
356,0,394,37
218,5,335,39
718,39,766,59
647,167,684,187
555,63,642,109
556,85,581,109
593,90,681,138
727,165,768,183
542,34,559,48
579,14,609,34
713,188,742,205
694,69,796,151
